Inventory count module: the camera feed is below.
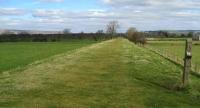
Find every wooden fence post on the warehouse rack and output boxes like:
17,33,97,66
182,39,192,87
195,63,197,73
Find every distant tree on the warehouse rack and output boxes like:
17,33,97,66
63,28,71,34
137,32,147,45
2,30,14,35
93,30,104,41
170,33,178,38
157,31,169,38
19,31,29,35
181,34,186,38
106,21,119,38
96,30,104,34
80,31,84,34
127,27,137,37
187,32,193,38
163,32,169,38
126,27,146,45
126,27,138,42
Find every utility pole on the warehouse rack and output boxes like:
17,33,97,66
182,39,192,87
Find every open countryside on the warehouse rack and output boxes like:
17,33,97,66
0,39,200,107
1,0,200,107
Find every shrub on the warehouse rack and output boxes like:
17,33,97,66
126,27,146,45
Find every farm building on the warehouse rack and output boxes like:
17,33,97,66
193,33,200,41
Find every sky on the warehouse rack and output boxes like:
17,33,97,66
0,0,200,32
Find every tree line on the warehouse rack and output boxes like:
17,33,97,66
147,31,193,38
0,21,125,42
0,20,194,43
0,33,126,42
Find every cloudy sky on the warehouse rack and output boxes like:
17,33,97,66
0,0,200,32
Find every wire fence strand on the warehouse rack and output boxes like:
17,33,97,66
143,45,200,75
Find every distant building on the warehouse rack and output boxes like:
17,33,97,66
193,32,200,41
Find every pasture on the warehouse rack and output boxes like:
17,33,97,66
147,41,200,65
0,38,200,107
0,40,97,73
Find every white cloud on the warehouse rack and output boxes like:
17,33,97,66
38,0,64,3
1,0,200,32
99,0,200,30
32,9,64,18
102,0,200,13
0,8,27,16
32,9,121,19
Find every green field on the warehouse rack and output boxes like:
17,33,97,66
0,40,97,72
147,41,200,65
0,38,200,107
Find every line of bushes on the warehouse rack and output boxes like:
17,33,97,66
0,33,125,42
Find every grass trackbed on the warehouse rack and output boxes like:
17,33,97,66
0,38,200,107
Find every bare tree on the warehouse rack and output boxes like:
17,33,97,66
106,21,119,37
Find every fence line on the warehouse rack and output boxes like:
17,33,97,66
143,45,200,76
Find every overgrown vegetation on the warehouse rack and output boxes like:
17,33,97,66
126,27,146,44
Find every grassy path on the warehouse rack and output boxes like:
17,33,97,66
0,39,200,107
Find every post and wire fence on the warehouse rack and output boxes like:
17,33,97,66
143,45,200,76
